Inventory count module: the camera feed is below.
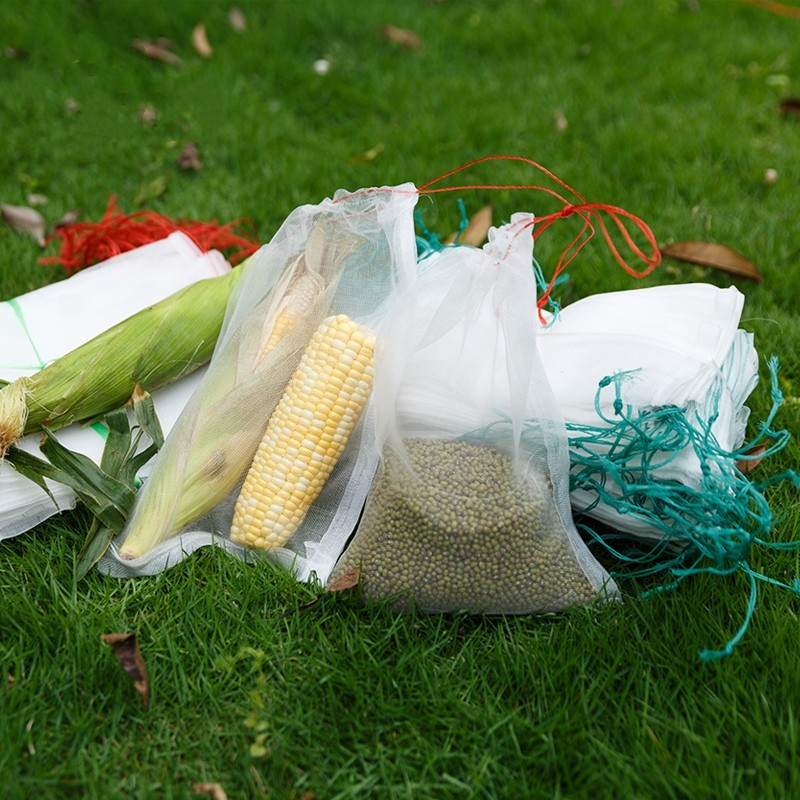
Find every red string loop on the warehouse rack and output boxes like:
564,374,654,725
40,196,260,275
418,155,661,319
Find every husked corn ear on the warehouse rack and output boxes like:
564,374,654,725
258,271,322,360
230,314,375,550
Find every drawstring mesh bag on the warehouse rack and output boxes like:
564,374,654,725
328,213,619,613
99,185,418,577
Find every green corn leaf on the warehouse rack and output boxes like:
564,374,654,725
99,408,134,478
132,385,164,449
4,445,61,509
39,428,135,531
76,393,164,578
76,518,116,581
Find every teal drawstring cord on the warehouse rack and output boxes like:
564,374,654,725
571,359,800,660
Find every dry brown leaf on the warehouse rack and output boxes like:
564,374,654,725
660,241,762,282
193,783,228,800
351,142,385,163
445,204,493,247
131,39,183,67
228,6,247,33
101,633,150,709
381,24,422,50
553,110,568,133
192,23,213,59
55,209,81,229
135,175,168,206
285,567,362,615
736,445,767,474
325,566,362,594
1,204,46,246
137,104,158,126
742,0,800,18
177,141,202,171
779,97,800,116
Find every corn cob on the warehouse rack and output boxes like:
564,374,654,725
0,265,246,459
116,242,337,560
230,313,375,550
257,268,324,359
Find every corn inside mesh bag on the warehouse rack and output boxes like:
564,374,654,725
98,185,418,577
329,213,618,613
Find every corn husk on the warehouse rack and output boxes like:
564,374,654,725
116,222,351,560
0,264,247,459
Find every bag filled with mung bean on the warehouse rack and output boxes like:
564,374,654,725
328,213,619,613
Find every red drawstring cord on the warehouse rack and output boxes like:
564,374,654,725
418,155,661,317
40,196,260,274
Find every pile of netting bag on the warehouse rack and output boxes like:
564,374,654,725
1,159,797,660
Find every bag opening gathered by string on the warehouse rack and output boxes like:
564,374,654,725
415,154,661,319
409,156,799,659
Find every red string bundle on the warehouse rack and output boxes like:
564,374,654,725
40,196,260,275
418,155,661,317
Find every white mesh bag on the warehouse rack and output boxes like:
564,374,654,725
99,185,418,578
329,214,619,613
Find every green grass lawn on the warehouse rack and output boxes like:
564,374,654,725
2,1,800,797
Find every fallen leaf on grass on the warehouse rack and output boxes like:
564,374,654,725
5,46,29,59
660,241,762,282
351,142,385,163
228,6,247,32
177,141,202,171
134,174,168,206
193,783,228,800
445,204,493,247
26,193,48,207
102,633,150,708
137,104,158,126
741,0,800,18
284,567,361,616
131,39,183,67
381,24,422,50
736,445,767,474
192,23,213,58
326,566,361,593
779,97,800,116
1,204,46,246
55,209,81,229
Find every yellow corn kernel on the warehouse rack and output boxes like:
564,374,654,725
230,314,375,550
257,271,322,361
